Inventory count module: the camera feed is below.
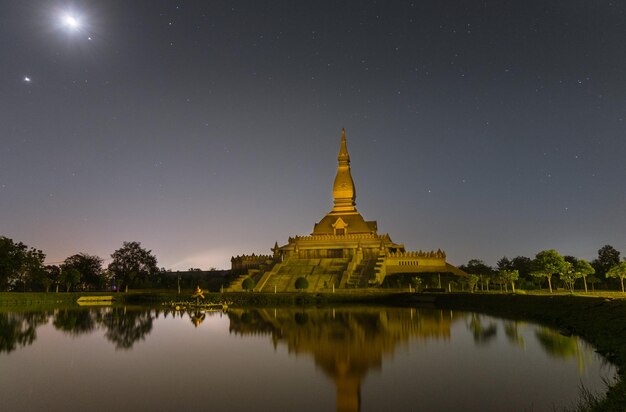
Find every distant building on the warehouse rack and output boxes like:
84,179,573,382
230,129,466,292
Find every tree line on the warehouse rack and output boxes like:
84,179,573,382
2,235,626,293
458,245,626,293
0,237,159,292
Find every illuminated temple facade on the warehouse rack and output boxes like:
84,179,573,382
230,129,466,292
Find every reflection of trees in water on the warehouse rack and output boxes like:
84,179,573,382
0,312,49,353
534,327,592,374
101,308,154,350
503,320,526,348
467,313,498,345
48,307,155,350
53,309,98,336
535,328,579,359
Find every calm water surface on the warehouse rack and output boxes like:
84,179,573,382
0,306,616,412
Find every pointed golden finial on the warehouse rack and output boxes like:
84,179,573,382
338,128,350,163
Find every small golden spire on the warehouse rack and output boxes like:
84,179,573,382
338,128,350,163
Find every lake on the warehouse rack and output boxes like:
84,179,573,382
0,306,616,411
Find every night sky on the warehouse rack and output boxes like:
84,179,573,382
2,1,625,270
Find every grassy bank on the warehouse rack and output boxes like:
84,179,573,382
0,291,117,311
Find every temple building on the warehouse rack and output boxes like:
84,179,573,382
230,129,466,292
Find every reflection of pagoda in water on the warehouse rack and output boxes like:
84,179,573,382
228,307,464,412
229,129,466,292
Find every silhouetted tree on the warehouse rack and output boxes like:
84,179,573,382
511,256,533,280
108,242,158,292
60,267,80,292
62,253,104,290
0,237,46,291
592,245,621,278
496,256,513,271
41,265,60,292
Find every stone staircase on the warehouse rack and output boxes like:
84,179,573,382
258,258,350,292
345,258,377,288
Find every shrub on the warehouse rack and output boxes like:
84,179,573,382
242,277,255,291
295,277,309,290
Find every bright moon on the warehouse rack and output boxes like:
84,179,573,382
62,14,80,29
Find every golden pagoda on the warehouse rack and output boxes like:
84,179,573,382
230,129,466,292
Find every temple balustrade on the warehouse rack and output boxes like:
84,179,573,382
231,254,274,272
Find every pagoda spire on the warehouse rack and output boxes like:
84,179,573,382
338,128,350,163
332,128,357,213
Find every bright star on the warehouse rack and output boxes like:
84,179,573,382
24,76,31,83
62,14,80,30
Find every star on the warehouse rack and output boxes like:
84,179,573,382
62,14,80,30
23,76,31,83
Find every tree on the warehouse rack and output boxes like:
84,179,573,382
466,274,479,293
462,259,493,275
500,269,519,293
587,275,601,292
558,262,580,293
496,257,513,271
0,237,45,291
16,247,45,292
40,265,59,292
241,277,255,291
573,259,595,293
108,242,158,292
531,250,566,293
410,276,422,292
294,277,309,290
43,265,62,293
62,253,104,290
0,237,27,290
511,256,533,281
592,245,621,278
60,267,80,292
606,262,626,293
460,259,493,291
